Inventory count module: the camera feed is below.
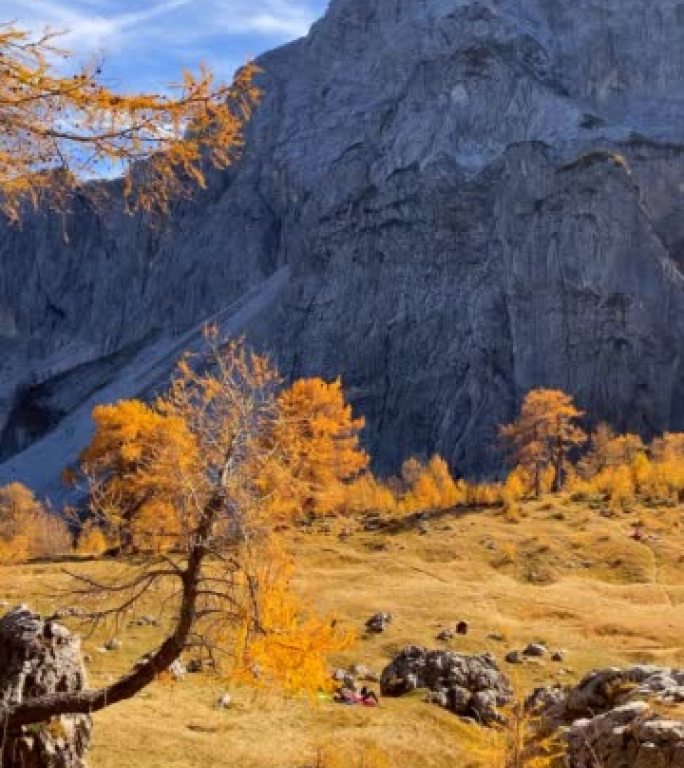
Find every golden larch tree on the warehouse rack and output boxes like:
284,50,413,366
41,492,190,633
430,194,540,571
579,423,645,477
401,455,465,513
500,389,586,496
0,338,353,737
268,377,369,518
651,432,684,462
77,398,200,553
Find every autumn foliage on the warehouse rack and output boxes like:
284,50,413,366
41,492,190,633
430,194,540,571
77,373,369,549
2,380,681,575
63,337,356,701
500,389,586,497
0,482,71,563
568,426,684,508
77,398,200,553
233,537,353,695
327,387,684,519
76,520,109,557
400,456,467,512
0,22,260,220
0,350,682,740
261,377,369,519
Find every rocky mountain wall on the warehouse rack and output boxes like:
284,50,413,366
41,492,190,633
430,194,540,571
1,0,682,490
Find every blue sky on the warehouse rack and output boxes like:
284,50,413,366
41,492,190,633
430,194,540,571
6,0,329,90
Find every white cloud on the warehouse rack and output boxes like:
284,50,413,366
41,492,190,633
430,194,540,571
5,0,321,50
231,12,310,37
218,0,319,37
3,0,325,83
4,0,193,52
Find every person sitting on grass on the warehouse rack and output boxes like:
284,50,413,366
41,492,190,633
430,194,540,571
360,686,379,706
333,686,379,706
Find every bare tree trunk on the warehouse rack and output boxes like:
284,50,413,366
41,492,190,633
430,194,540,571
553,418,564,493
0,503,214,735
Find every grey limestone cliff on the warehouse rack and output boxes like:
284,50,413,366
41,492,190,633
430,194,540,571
1,0,683,493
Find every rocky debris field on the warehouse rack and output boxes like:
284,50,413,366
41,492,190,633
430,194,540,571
530,666,684,768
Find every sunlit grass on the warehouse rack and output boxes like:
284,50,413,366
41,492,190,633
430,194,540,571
1,497,682,767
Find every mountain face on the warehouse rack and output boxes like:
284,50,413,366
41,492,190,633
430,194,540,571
1,0,683,494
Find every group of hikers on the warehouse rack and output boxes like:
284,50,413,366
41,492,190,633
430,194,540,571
334,685,380,707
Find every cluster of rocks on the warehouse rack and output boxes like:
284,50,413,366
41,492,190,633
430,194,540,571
0,599,679,768
365,612,471,641
436,621,470,641
529,666,684,768
505,643,564,664
380,646,513,725
567,702,684,768
0,606,92,768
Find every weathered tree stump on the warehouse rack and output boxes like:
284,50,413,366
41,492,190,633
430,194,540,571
0,606,92,768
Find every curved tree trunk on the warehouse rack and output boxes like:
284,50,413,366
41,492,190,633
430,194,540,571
1,505,212,736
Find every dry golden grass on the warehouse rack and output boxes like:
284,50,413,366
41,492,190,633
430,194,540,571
1,497,682,767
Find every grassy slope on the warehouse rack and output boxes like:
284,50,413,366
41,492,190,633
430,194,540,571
2,497,682,767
